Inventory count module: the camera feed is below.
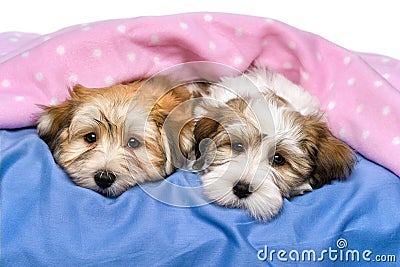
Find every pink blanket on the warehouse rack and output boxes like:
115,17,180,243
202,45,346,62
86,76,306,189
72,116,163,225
0,13,399,176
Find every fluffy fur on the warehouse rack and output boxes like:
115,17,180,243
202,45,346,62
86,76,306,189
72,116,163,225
37,77,191,197
187,66,356,221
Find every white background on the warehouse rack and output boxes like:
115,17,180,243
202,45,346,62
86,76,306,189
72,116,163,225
1,0,399,59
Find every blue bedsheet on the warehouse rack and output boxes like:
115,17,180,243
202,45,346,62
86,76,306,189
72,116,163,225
1,128,399,266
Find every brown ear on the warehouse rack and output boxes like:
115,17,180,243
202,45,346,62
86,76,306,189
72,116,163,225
69,84,95,98
149,84,194,170
152,85,192,119
302,117,356,188
311,134,355,188
37,101,73,151
36,85,87,151
193,117,221,158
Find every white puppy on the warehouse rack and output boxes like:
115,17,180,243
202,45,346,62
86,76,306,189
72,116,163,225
187,66,355,221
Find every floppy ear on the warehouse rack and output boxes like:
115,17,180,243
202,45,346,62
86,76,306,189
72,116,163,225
193,117,220,156
302,116,356,188
37,101,72,151
312,134,355,188
150,84,193,149
152,84,192,120
68,84,94,98
191,117,222,170
36,85,88,151
149,84,194,171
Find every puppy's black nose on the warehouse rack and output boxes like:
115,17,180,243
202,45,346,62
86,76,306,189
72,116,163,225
233,181,252,199
94,170,116,189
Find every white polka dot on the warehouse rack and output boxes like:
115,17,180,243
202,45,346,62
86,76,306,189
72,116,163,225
82,26,91,32
374,80,383,87
117,25,126,33
209,41,216,50
104,76,114,86
1,79,10,88
43,36,51,41
93,49,102,58
382,73,390,80
264,18,274,23
327,101,336,110
49,98,58,105
15,96,24,101
179,22,188,30
82,24,91,31
262,40,268,47
235,28,243,36
347,78,356,86
343,56,351,65
392,137,400,145
56,46,65,55
316,52,322,61
288,41,296,49
362,130,370,140
382,106,391,116
9,37,19,43
356,104,364,113
339,128,346,138
153,56,160,64
35,72,44,81
300,70,309,80
204,14,213,22
151,35,159,44
69,74,78,83
233,56,243,66
328,83,334,90
381,57,390,63
21,51,30,58
283,62,292,69
127,52,136,62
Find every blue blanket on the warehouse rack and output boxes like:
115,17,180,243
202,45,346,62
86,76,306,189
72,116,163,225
1,128,399,266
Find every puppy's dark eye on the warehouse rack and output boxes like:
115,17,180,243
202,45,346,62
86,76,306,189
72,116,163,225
127,137,141,149
84,132,97,143
232,142,245,153
272,154,285,166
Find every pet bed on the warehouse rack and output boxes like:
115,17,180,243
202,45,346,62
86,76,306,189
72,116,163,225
1,13,399,266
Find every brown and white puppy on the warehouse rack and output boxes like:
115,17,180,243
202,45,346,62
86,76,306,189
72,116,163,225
37,77,191,197
188,66,356,221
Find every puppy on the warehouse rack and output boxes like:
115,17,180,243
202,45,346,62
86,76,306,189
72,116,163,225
37,77,191,197
189,66,356,221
